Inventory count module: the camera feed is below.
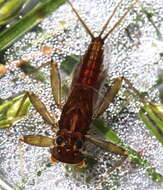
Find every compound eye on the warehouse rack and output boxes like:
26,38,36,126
75,139,83,149
56,136,65,146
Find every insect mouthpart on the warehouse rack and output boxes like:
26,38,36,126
50,144,84,164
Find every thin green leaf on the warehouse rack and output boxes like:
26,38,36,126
92,119,122,145
147,103,163,133
0,0,29,26
147,168,163,182
0,93,31,128
142,8,162,40
156,72,163,103
139,105,163,146
0,0,67,50
0,95,22,113
156,73,163,87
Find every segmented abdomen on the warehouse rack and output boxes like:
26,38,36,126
77,38,104,87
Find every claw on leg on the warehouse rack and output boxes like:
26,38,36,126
50,156,57,163
76,160,86,168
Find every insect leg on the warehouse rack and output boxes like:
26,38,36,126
107,156,127,174
16,91,58,131
50,60,62,109
25,60,51,77
21,59,62,109
85,135,127,173
19,135,54,147
93,77,123,118
85,135,127,156
27,91,58,129
93,76,149,119
122,77,149,104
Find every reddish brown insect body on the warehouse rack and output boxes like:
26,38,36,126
77,37,104,86
50,0,137,165
51,37,104,164
20,0,137,167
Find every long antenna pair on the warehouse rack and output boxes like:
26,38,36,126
67,0,138,40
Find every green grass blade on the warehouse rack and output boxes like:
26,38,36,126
92,119,122,145
0,0,66,51
139,107,163,146
0,93,31,128
0,0,29,25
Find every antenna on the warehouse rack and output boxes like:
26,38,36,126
102,0,138,41
67,0,94,39
99,0,124,37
